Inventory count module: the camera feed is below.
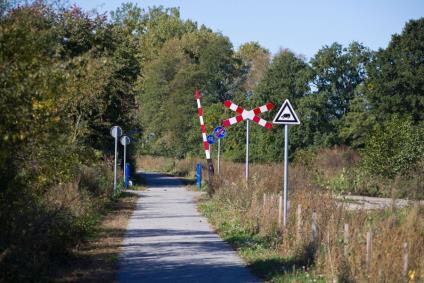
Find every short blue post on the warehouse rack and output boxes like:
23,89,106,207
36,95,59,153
125,163,130,189
196,162,202,191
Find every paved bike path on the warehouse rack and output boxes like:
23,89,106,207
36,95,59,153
118,172,259,283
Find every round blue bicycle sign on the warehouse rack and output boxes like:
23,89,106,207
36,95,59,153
213,126,227,139
207,134,216,144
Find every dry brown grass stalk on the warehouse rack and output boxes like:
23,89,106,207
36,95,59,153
141,152,423,281
211,156,423,281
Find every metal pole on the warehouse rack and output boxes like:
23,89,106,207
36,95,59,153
283,124,289,226
114,135,118,193
245,119,249,182
123,143,127,188
217,138,221,176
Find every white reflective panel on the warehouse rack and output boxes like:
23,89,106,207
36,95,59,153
110,126,123,138
120,135,131,145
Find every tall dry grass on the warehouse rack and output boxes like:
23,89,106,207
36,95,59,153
0,161,116,282
138,149,423,281
206,151,423,282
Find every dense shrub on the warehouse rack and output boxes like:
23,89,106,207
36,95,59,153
361,116,424,178
0,161,115,281
0,2,137,281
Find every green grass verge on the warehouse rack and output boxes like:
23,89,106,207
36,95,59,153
198,197,326,282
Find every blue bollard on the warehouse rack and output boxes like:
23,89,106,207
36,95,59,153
196,162,202,191
125,163,130,189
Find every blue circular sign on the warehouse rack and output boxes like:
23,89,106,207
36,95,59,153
213,126,227,139
207,134,216,144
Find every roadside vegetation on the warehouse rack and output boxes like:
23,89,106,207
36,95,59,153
1,0,423,281
139,153,424,282
0,2,139,281
138,143,423,200
50,192,138,282
199,191,423,282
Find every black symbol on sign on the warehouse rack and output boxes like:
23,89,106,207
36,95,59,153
283,114,291,118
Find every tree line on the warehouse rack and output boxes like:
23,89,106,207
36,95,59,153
0,1,423,280
131,4,423,180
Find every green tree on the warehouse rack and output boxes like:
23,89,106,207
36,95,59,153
251,49,311,158
137,6,197,65
236,42,270,92
297,42,372,147
311,42,371,119
255,49,310,105
0,4,142,279
110,2,145,37
365,18,424,122
339,85,377,148
137,28,238,157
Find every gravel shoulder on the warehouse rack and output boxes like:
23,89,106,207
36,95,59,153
339,195,424,210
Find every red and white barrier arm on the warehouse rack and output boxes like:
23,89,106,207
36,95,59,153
195,89,211,159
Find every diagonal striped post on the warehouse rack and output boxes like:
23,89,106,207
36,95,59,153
195,89,214,179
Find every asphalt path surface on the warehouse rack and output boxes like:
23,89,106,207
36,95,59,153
118,172,259,283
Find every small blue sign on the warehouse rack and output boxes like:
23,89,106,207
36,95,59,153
214,126,227,139
207,134,216,144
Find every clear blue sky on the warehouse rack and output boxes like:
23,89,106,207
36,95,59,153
71,0,423,59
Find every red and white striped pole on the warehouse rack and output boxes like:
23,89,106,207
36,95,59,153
195,89,214,178
196,89,210,159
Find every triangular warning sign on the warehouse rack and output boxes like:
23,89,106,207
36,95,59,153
273,99,300,125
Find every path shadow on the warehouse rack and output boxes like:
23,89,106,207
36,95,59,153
133,172,184,188
224,232,317,281
248,251,316,281
119,227,259,283
133,171,198,188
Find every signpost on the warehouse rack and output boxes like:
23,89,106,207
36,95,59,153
110,126,122,193
120,135,131,189
222,100,274,181
213,126,227,176
272,99,300,226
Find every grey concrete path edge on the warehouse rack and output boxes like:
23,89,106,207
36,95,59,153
118,172,260,283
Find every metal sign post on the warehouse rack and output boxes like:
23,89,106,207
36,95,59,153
110,126,123,193
283,124,289,226
272,99,300,226
217,138,221,175
120,136,131,189
213,126,227,176
222,100,274,182
245,120,249,181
